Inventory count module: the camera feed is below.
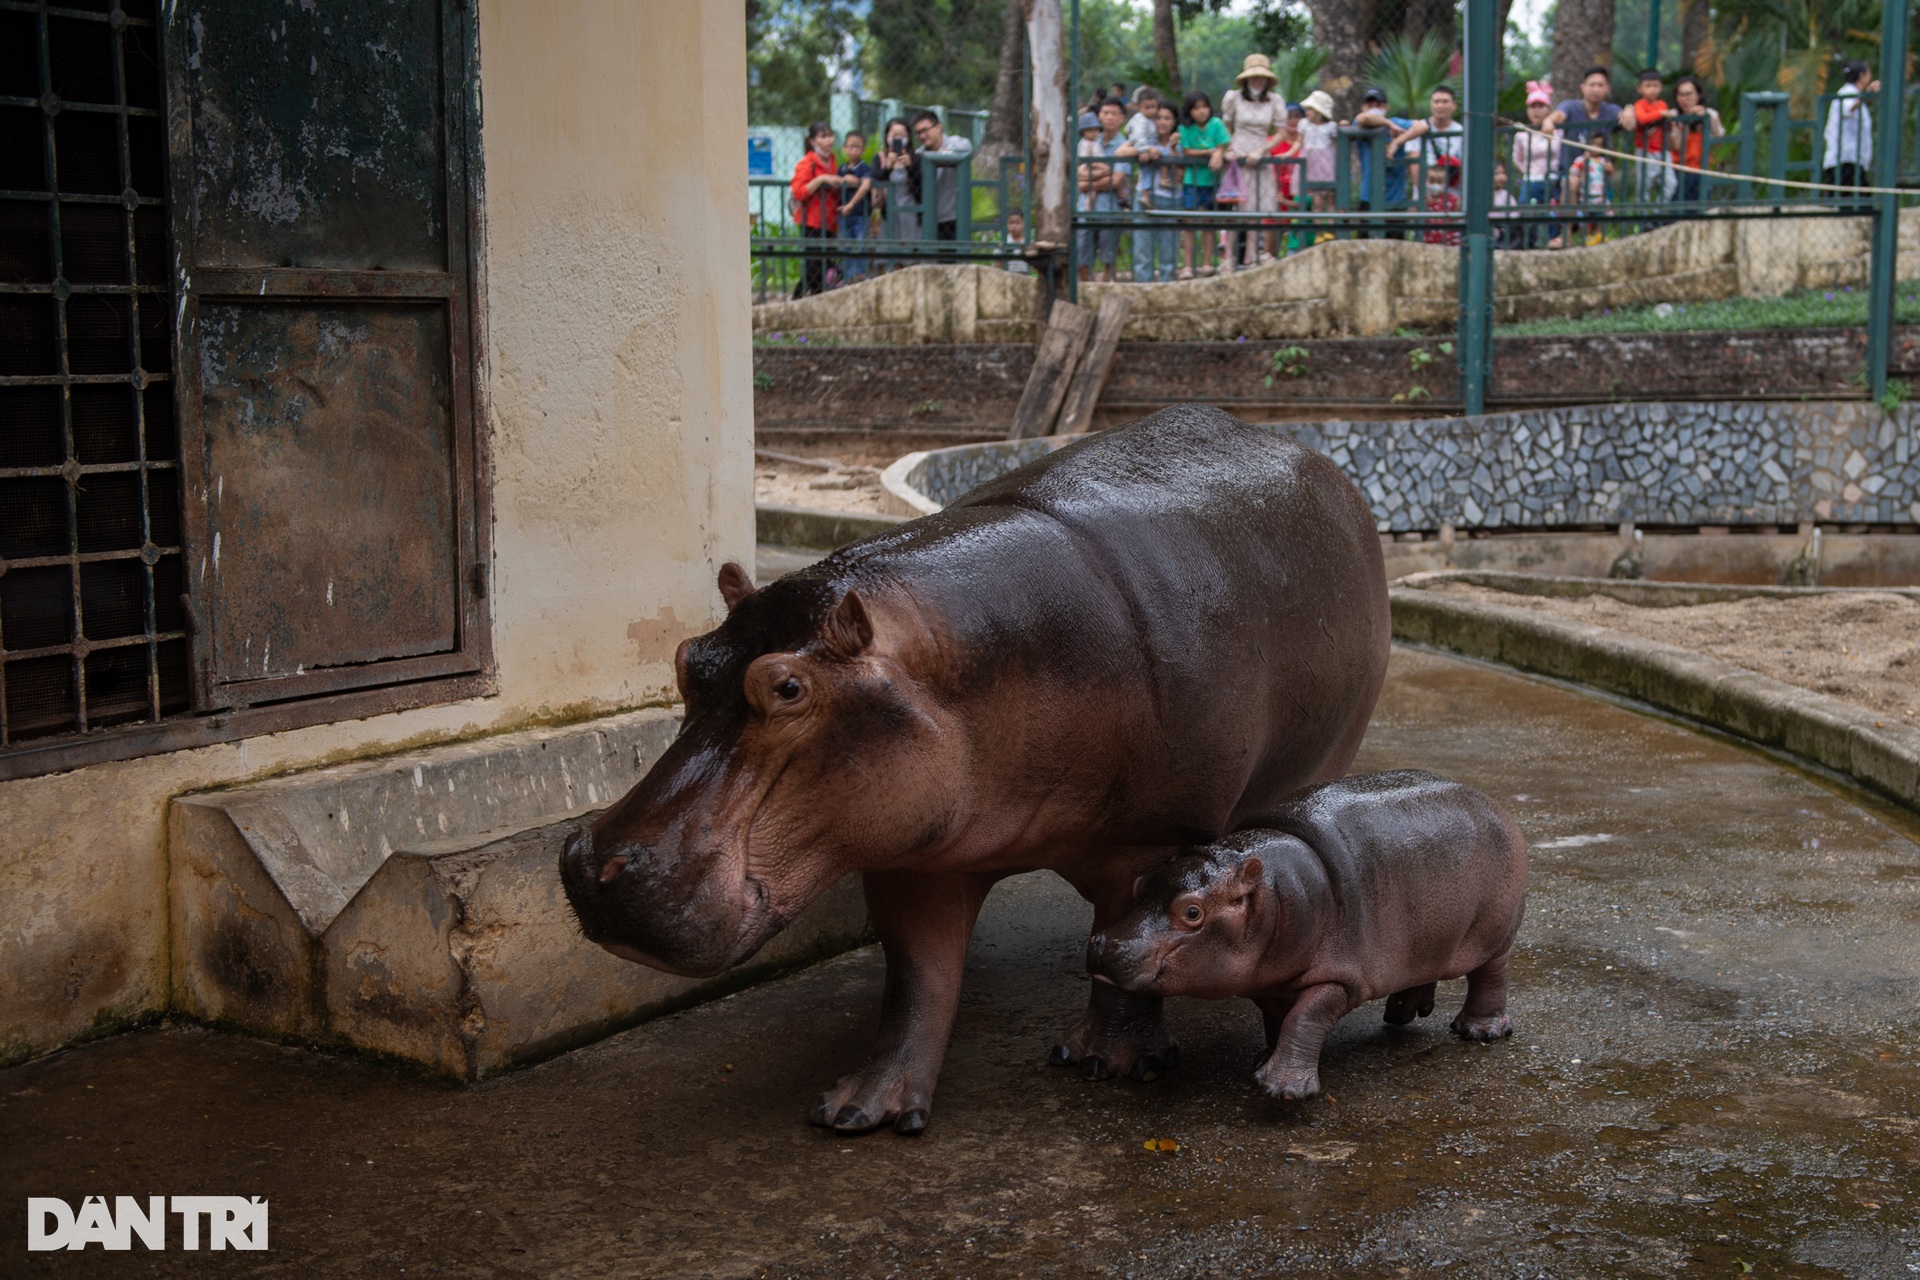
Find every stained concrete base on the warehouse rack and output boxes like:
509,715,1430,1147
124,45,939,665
168,710,870,1080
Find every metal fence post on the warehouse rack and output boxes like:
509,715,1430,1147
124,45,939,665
1067,0,1080,299
1868,0,1910,399
1459,0,1496,415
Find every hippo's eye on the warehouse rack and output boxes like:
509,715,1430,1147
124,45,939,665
775,677,803,701
1183,905,1202,924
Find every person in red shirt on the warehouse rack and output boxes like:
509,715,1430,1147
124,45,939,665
1423,156,1462,245
1629,69,1673,208
790,122,849,297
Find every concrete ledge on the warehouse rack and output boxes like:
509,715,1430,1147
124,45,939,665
1396,568,1920,606
169,710,873,1080
1391,584,1920,813
755,503,906,550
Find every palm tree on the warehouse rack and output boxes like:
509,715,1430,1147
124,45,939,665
1697,0,1882,116
1366,33,1457,117
1272,46,1330,105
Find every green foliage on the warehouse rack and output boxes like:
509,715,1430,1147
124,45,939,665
1366,34,1456,117
1270,46,1330,105
1878,378,1911,414
1247,0,1311,53
1174,10,1260,99
863,0,1007,108
747,0,862,126
1264,345,1311,386
1495,283,1920,337
753,371,776,390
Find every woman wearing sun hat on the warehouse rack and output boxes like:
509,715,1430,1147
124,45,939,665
1221,53,1286,266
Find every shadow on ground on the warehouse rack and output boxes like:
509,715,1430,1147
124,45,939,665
3,648,1918,1278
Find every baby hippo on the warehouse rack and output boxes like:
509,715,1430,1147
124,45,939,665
1089,770,1526,1102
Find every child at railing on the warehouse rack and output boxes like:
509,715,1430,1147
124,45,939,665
790,121,847,297
1629,69,1675,207
838,131,876,283
1134,102,1183,283
1492,164,1518,248
1423,157,1461,246
1511,83,1562,248
1300,90,1340,233
1563,136,1613,246
1267,109,1301,256
1177,91,1228,279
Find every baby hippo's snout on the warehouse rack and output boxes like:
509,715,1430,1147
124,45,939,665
1086,927,1157,991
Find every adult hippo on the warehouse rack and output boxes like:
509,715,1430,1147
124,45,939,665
560,404,1389,1134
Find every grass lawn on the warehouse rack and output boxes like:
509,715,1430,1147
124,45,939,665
1495,283,1920,337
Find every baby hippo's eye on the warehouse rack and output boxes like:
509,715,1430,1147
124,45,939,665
775,678,803,701
1183,904,1203,924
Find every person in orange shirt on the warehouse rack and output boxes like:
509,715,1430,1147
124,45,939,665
790,122,850,298
1628,69,1673,208
1667,75,1725,203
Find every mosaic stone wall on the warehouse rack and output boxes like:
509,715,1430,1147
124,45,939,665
903,402,1920,531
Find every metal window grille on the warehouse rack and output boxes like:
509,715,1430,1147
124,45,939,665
0,0,186,747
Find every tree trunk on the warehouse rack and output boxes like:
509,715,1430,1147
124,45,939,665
1680,0,1709,73
1551,0,1616,105
1496,0,1516,79
1310,0,1375,117
1406,0,1458,51
1152,0,1181,97
978,0,1028,175
1026,0,1070,329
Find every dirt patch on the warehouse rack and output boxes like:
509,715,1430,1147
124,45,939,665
1431,583,1920,728
755,455,896,516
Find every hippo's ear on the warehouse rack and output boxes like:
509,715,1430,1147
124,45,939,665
1236,857,1264,892
821,589,874,660
717,562,756,613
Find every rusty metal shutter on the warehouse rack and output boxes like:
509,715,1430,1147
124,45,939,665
165,0,486,710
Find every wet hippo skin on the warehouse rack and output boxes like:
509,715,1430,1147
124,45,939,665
1091,770,1529,1101
559,404,1390,1133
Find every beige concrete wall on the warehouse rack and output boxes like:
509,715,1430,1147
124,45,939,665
0,0,753,1066
752,207,1920,344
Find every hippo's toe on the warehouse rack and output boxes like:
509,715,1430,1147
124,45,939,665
1450,1011,1513,1042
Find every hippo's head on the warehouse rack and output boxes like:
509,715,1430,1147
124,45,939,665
1088,845,1273,998
560,562,967,977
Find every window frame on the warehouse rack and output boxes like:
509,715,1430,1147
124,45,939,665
0,0,493,782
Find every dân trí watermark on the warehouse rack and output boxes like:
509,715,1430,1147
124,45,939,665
27,1196,268,1251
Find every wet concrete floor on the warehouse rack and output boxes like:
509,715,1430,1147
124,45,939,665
3,647,1919,1279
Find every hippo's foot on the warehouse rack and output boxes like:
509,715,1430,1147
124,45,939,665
1050,986,1178,1082
1383,982,1437,1026
808,1063,933,1136
1450,1010,1513,1042
1255,1060,1322,1102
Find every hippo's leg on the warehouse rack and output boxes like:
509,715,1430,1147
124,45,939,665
1252,984,1349,1101
1383,982,1437,1025
1050,982,1179,1082
1450,949,1514,1042
810,869,999,1136
1052,853,1181,1082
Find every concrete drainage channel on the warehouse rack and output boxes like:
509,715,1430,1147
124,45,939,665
168,715,868,1081
1392,571,1920,814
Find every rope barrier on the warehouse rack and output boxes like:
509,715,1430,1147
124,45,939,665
1490,117,1909,197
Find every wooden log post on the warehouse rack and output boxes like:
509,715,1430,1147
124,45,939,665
1008,298,1094,440
1054,293,1133,435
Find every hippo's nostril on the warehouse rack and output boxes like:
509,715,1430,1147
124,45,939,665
597,853,630,885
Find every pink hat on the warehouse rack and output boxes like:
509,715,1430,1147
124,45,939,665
1526,80,1554,107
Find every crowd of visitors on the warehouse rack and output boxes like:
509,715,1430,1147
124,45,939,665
778,54,1881,296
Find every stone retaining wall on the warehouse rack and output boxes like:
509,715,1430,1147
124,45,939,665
754,330,1920,439
890,401,1920,530
754,209,1920,345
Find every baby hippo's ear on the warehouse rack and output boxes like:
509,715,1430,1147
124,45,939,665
1235,857,1265,896
717,562,756,613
